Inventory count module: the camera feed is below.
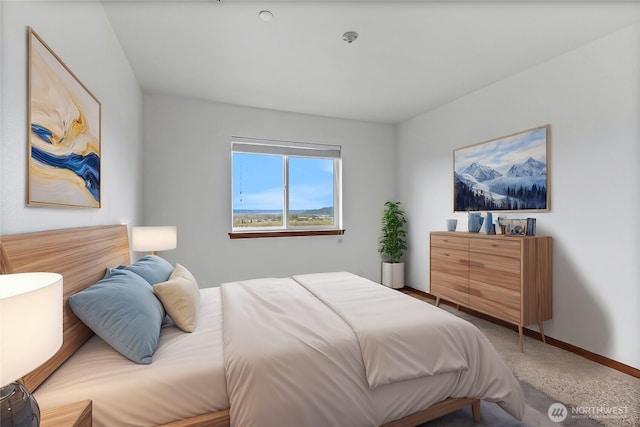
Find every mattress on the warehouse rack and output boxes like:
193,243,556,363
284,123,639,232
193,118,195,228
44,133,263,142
34,287,229,427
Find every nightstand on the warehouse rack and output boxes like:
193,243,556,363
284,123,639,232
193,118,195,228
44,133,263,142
41,400,92,427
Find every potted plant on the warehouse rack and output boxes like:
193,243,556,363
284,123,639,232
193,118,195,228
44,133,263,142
379,201,407,288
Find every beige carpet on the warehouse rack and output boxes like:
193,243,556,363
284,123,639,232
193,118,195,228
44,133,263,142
407,293,640,426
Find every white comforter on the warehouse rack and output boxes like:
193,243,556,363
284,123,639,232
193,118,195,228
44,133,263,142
221,272,525,427
34,288,229,427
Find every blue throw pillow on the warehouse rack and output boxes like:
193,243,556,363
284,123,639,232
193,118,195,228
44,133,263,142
69,269,165,364
114,255,174,285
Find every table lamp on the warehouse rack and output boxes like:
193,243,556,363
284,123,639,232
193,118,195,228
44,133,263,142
0,272,63,427
132,226,177,255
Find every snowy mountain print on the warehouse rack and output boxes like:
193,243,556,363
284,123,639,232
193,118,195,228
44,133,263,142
454,126,549,211
506,157,546,177
461,162,503,182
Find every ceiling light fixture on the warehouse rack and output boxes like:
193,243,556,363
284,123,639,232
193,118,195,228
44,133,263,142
342,31,358,44
259,10,273,21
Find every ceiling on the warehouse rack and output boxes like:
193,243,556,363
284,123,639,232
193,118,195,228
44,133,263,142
102,1,640,124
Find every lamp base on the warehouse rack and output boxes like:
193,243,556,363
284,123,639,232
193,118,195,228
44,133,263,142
0,382,40,427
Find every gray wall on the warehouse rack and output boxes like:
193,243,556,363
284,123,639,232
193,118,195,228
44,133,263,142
397,24,640,369
0,1,143,235
142,93,396,286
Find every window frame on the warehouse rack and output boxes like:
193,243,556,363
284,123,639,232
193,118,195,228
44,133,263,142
229,137,343,239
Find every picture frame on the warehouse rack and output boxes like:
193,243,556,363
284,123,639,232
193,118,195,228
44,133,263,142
502,219,528,236
454,125,550,212
28,27,101,208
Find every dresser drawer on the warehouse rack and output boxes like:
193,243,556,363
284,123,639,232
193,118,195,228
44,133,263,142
470,284,521,325
431,247,468,274
431,272,469,306
470,253,521,291
469,238,521,259
431,244,469,306
431,234,468,251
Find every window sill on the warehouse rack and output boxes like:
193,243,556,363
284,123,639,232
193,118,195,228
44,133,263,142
229,229,345,239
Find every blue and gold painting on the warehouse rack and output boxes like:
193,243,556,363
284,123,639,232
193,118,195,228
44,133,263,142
28,28,101,208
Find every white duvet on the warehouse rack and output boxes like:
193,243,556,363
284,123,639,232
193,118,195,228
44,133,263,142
35,272,524,427
222,272,525,427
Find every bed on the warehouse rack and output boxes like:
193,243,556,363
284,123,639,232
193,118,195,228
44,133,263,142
0,225,525,427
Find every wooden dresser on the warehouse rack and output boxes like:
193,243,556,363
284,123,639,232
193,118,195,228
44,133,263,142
430,231,552,351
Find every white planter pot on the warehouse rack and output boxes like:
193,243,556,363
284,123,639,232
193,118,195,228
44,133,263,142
381,262,404,289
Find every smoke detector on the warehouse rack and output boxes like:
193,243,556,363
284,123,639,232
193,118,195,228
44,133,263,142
259,10,273,21
342,31,358,44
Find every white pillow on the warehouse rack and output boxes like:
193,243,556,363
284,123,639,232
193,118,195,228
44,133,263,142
153,264,201,332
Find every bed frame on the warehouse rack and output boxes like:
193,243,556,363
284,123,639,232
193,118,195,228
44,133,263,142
0,225,479,427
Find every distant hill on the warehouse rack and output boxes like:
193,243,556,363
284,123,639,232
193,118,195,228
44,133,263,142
301,206,333,215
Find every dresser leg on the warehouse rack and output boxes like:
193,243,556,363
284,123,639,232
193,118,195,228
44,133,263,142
538,321,547,344
435,296,440,307
518,325,524,352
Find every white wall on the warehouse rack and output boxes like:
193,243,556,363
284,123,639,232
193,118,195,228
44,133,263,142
0,1,143,235
398,24,640,369
142,93,396,287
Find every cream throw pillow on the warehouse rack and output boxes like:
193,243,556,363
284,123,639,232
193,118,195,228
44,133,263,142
153,264,201,332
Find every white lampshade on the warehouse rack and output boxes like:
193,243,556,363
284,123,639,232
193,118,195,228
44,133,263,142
132,226,177,253
0,272,63,387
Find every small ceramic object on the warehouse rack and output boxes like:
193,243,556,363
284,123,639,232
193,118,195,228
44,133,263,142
468,212,484,233
485,212,493,234
446,219,457,232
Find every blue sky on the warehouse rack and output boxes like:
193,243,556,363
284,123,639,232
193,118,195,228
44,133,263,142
232,154,334,210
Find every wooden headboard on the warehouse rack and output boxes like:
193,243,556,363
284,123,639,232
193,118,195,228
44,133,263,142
0,225,131,391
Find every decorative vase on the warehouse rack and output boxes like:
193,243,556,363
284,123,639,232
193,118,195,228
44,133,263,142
468,212,484,233
485,212,493,234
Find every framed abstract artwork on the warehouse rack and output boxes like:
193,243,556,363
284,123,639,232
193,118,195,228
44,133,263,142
454,125,550,212
28,27,101,208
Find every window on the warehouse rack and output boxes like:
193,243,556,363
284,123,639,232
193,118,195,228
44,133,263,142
231,137,342,238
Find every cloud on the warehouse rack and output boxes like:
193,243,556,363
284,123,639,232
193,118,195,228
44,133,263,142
289,183,333,210
234,187,283,210
455,127,547,173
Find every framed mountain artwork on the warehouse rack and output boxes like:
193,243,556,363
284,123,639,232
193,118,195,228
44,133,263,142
454,125,550,212
28,27,101,208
